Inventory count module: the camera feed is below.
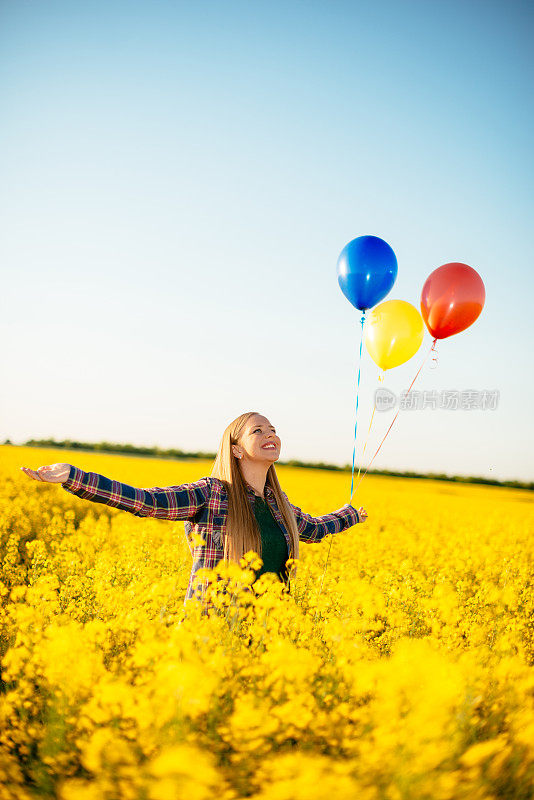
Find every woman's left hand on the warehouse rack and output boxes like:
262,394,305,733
357,506,368,522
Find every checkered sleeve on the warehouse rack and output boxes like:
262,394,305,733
285,495,361,543
61,465,211,520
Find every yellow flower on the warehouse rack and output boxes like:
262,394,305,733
3,443,534,799
460,737,508,768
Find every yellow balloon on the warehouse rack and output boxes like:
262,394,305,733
365,300,424,370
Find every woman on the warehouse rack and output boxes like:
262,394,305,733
21,411,368,609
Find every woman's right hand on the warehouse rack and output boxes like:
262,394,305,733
20,463,71,483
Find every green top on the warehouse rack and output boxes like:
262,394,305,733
251,494,290,583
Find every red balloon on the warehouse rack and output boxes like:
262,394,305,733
420,262,485,339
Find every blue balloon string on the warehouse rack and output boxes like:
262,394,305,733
315,308,366,609
350,312,366,504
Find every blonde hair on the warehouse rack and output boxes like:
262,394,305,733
210,412,300,576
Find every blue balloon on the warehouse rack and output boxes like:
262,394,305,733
337,235,398,311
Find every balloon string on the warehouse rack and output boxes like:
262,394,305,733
349,312,367,503
315,310,366,622
352,337,438,494
354,369,384,485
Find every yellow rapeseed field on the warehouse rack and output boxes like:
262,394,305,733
1,444,534,800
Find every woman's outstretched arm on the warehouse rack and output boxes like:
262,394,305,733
20,463,211,521
284,493,368,543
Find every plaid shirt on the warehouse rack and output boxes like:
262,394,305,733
61,466,361,605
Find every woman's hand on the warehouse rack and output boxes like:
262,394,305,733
20,463,71,484
357,506,368,523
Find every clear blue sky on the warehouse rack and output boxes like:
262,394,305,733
1,0,532,482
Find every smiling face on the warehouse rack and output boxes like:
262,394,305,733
232,414,281,464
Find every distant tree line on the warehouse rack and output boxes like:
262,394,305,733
4,437,532,491
18,438,216,461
